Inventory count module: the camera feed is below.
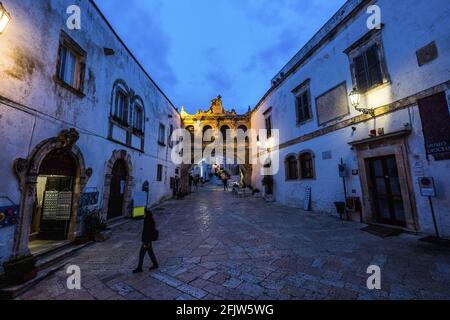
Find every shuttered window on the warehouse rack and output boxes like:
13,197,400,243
354,44,383,92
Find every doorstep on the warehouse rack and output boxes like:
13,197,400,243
367,222,419,235
0,241,92,300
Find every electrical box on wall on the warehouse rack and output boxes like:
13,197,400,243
419,177,436,197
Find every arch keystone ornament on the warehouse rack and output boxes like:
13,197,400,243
6,129,90,285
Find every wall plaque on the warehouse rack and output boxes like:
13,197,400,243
316,82,350,126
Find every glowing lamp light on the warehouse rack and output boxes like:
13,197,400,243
349,88,361,108
0,2,11,34
349,87,375,117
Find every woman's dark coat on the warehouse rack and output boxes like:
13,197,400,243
142,212,157,243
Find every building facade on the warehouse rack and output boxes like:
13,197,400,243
0,0,181,274
250,0,450,236
179,96,252,191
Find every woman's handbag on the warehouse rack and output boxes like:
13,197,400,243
151,229,159,242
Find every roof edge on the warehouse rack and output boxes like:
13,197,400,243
89,0,179,114
251,0,371,115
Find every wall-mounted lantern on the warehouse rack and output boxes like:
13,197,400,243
0,2,11,34
349,88,375,117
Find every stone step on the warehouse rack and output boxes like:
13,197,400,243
0,242,92,300
35,242,92,271
0,219,129,299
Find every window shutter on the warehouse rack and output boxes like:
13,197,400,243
302,92,310,120
366,45,383,86
78,61,86,92
354,55,368,92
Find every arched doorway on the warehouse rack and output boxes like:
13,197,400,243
30,149,77,241
107,159,128,220
12,129,91,260
102,150,134,221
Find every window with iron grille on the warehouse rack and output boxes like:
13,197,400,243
285,155,298,180
300,152,315,179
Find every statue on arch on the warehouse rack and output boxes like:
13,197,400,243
210,95,224,114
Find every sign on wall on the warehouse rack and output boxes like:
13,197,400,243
417,92,450,161
418,177,436,197
315,82,350,126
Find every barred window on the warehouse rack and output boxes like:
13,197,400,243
300,152,315,179
285,155,298,180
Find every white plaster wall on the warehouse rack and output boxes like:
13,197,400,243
251,0,450,236
0,0,181,267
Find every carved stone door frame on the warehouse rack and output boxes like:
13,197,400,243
350,130,419,231
12,129,91,261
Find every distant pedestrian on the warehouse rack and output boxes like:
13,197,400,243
189,175,194,193
133,209,159,273
194,175,200,191
222,174,229,191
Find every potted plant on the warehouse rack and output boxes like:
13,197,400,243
83,208,108,242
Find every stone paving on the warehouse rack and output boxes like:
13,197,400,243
17,183,450,300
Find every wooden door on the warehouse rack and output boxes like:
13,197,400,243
368,156,406,227
107,160,127,220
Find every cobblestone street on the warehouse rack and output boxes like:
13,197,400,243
18,183,450,300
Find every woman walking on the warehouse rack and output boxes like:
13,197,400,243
133,209,159,273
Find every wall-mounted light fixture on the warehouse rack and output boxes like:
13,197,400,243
349,88,375,117
0,2,11,34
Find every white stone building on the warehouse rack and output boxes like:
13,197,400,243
250,0,450,236
0,0,180,274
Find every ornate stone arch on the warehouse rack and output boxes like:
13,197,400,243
12,129,92,260
102,150,134,220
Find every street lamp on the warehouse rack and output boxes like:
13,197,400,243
0,2,11,34
349,88,375,117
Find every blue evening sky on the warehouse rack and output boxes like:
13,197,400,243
96,0,346,114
